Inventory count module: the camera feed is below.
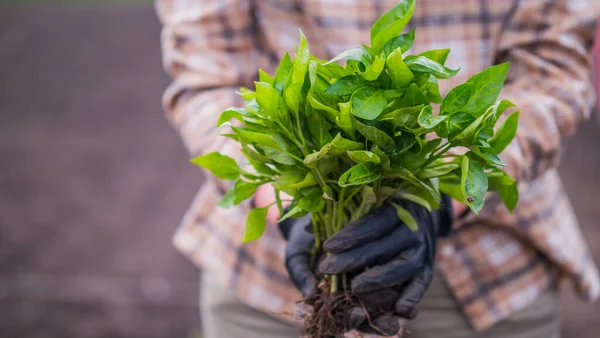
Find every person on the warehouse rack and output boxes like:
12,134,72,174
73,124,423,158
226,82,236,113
156,0,600,337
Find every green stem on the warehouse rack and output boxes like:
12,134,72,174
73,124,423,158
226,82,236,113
331,274,338,293
343,186,362,205
311,213,321,248
336,187,346,231
421,142,452,169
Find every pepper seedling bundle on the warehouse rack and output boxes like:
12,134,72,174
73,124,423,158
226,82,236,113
192,0,518,307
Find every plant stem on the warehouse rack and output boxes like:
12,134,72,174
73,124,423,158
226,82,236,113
312,168,327,190
422,142,452,168
331,274,338,293
311,213,321,248
336,187,346,231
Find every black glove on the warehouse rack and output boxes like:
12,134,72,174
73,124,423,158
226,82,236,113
282,215,401,335
282,195,452,336
318,194,453,331
281,215,319,300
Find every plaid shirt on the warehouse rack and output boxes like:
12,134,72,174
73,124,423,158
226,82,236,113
156,0,600,334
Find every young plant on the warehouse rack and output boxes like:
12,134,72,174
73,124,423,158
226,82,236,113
192,0,518,314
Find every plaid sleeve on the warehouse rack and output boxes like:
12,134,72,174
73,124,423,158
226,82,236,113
493,0,599,181
155,0,258,158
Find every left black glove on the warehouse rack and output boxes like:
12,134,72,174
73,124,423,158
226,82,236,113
318,194,453,324
281,214,319,300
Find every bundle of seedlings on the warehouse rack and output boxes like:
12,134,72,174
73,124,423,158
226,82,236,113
191,0,519,336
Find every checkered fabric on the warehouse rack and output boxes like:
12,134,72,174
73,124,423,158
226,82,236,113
156,0,600,335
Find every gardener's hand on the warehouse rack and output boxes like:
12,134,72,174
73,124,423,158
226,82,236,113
318,195,453,333
282,216,402,336
281,215,319,299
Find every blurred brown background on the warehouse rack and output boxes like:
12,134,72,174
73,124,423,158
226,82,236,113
0,2,599,338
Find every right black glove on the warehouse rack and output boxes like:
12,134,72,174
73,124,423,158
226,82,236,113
282,195,452,336
318,194,452,331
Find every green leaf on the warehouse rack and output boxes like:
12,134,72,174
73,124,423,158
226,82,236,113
354,185,378,219
299,194,325,212
275,188,284,217
338,162,381,187
218,180,260,208
416,74,443,103
303,150,328,166
325,75,370,96
460,156,488,214
418,162,460,179
417,105,447,129
273,170,317,190
450,106,496,146
440,83,473,114
400,83,428,107
399,192,431,211
404,56,459,79
232,127,280,149
261,147,296,165
274,53,294,93
287,172,318,190
487,168,516,191
241,144,271,163
442,112,475,139
355,120,396,151
489,111,520,153
386,166,440,203
285,29,310,114
386,48,414,89
472,147,504,166
246,156,277,176
242,207,268,242
278,205,308,223
371,145,391,170
218,186,237,209
190,152,240,180
350,87,387,120
304,133,363,166
312,56,352,78
499,182,519,211
419,49,450,65
370,0,416,53
361,186,377,209
306,110,334,148
324,46,372,66
462,62,510,114
284,83,303,117
336,103,356,138
347,150,381,164
258,69,274,85
376,186,400,205
308,93,340,122
439,180,465,204
360,55,385,81
391,203,419,232
491,100,516,119
329,133,364,154
382,28,416,57
255,82,288,123
380,105,423,130
237,87,256,100
317,156,339,176
217,107,246,127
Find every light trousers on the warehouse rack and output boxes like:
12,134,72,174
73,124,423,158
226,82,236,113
200,271,560,338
